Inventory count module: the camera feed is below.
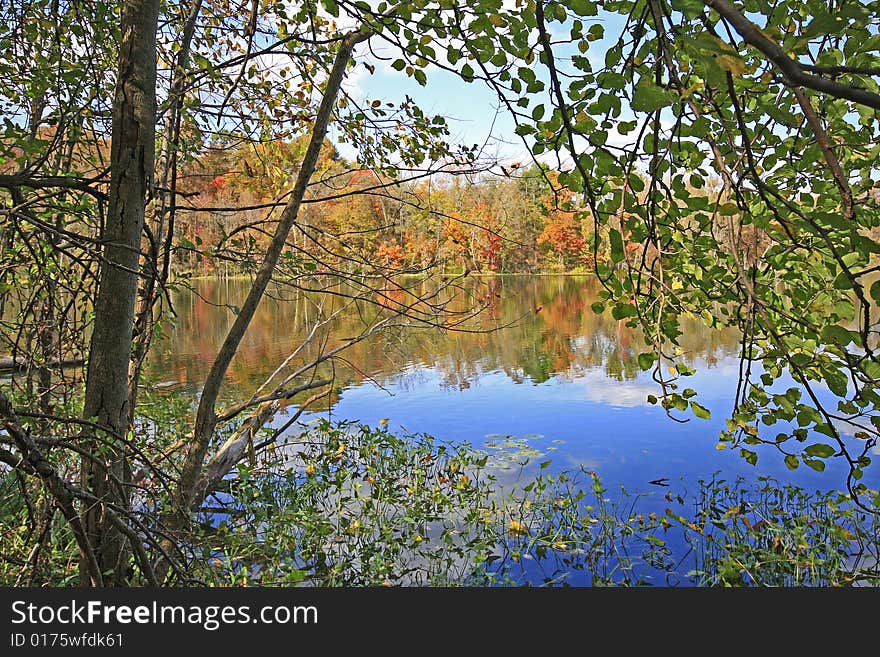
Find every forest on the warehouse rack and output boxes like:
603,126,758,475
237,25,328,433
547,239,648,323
1,0,880,587
179,144,596,275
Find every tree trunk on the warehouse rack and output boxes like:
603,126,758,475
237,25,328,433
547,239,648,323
80,0,159,586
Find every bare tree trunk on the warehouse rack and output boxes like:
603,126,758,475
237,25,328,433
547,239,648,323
80,0,159,586
129,0,204,424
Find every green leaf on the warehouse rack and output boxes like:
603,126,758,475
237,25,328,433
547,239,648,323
805,443,836,458
804,458,826,472
461,63,475,81
568,0,598,16
609,228,624,263
740,448,758,465
825,368,848,397
192,52,213,72
321,0,339,17
631,77,675,113
671,0,704,19
784,454,799,470
675,363,696,376
814,422,837,438
476,45,495,64
833,272,852,290
690,401,711,420
821,324,852,347
611,303,637,320
599,72,626,90
391,59,406,71
637,352,656,371
413,69,427,86
518,67,536,84
590,301,605,314
805,13,848,37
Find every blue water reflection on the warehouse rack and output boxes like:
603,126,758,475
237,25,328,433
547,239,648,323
308,357,877,498
151,275,878,584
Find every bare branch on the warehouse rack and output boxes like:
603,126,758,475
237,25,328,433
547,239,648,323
0,174,108,201
216,378,332,424
178,23,375,515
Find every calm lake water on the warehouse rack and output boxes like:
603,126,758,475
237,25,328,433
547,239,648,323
148,274,879,503
148,276,880,585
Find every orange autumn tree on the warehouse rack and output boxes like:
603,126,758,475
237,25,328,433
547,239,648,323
537,172,589,271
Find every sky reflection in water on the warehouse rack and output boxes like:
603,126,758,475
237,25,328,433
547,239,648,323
150,275,879,499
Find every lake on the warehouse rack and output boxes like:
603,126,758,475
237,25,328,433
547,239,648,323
148,274,878,502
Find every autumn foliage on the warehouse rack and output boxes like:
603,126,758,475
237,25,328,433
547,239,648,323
174,137,599,276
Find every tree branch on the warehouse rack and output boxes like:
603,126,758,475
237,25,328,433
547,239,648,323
215,378,332,424
177,23,374,515
0,389,103,586
0,174,108,201
704,0,880,110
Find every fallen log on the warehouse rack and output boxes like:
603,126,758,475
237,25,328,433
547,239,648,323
0,356,85,372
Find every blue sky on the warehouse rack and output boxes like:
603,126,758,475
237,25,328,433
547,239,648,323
339,58,523,161
332,42,526,164
328,8,627,166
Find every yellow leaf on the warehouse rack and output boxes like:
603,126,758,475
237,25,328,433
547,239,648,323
378,418,389,425
717,54,745,77
508,520,529,536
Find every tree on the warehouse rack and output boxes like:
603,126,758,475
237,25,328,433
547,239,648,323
435,0,880,502
77,0,160,586
2,0,879,588
0,0,485,585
